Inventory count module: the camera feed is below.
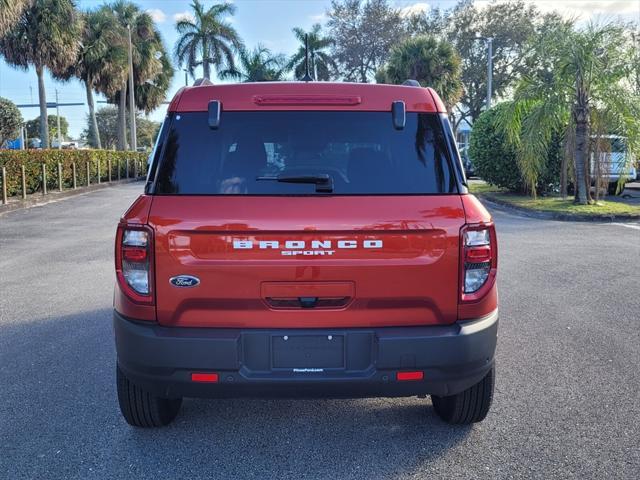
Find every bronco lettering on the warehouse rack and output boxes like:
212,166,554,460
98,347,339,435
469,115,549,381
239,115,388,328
232,239,383,250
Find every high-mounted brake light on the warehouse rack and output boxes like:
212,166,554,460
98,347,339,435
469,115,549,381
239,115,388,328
252,94,362,106
116,224,154,304
460,224,497,301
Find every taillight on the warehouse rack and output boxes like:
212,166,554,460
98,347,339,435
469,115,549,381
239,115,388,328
116,224,154,304
460,224,497,301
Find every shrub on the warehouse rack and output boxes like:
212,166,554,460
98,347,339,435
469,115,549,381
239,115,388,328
469,102,561,194
469,104,522,191
0,97,23,147
0,149,148,197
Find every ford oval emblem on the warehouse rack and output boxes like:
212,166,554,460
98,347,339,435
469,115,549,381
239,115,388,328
169,275,200,288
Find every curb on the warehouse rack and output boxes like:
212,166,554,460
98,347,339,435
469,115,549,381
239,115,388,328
0,178,144,217
478,194,640,223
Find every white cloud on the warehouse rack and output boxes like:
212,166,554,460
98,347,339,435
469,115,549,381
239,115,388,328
475,0,639,21
309,13,327,22
173,11,195,23
400,2,430,17
146,9,166,24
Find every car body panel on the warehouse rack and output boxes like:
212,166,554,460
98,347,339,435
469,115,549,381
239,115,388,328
148,195,466,328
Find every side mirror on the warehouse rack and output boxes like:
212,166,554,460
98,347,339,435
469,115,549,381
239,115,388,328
208,100,221,129
392,101,406,130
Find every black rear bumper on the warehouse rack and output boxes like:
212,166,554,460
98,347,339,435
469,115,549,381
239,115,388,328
114,310,498,399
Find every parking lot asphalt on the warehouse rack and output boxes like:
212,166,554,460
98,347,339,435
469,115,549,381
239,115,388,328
1,183,638,479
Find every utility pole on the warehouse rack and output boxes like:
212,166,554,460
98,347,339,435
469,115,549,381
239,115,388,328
55,89,62,150
127,25,137,151
183,69,188,86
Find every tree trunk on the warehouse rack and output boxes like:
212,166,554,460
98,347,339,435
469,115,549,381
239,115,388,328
36,65,49,149
560,153,568,199
573,105,590,205
117,84,127,151
202,39,210,80
85,81,101,149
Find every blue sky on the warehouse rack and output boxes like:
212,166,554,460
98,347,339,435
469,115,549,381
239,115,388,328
0,0,638,138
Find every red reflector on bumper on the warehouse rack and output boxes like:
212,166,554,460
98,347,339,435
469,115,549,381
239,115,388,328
396,371,424,381
191,373,219,383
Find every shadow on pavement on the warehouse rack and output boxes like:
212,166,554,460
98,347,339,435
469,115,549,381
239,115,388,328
1,309,472,479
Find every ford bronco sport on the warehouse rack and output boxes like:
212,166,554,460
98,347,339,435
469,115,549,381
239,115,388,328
114,81,498,427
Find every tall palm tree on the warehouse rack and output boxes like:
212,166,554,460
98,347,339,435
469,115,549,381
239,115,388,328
110,1,171,150
174,0,242,81
220,45,287,82
0,0,30,37
497,22,640,204
55,8,127,149
0,0,82,148
287,24,335,81
133,50,175,113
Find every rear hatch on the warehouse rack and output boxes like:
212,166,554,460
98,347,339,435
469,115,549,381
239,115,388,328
148,109,465,328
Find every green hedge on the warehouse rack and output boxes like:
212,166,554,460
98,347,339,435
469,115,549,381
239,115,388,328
469,103,561,194
0,150,148,198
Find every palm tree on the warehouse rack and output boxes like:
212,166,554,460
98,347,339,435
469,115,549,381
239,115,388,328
287,24,335,81
376,36,463,112
110,1,171,150
174,0,242,81
133,50,175,113
496,22,640,204
220,45,287,82
0,0,82,148
0,0,30,37
55,8,127,149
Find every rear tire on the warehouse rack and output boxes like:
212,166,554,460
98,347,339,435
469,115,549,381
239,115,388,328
116,365,182,427
432,367,494,424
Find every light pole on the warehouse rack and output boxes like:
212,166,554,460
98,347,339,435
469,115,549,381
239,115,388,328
633,31,640,95
127,24,137,152
55,89,62,149
183,69,188,86
475,36,493,110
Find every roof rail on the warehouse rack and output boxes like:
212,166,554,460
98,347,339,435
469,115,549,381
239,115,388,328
402,79,421,87
193,78,214,87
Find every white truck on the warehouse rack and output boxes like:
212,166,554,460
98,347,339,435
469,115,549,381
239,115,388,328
591,135,637,195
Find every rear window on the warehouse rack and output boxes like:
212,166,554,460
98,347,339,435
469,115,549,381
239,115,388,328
152,111,456,195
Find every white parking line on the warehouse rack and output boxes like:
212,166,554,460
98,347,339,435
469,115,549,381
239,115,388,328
610,223,640,231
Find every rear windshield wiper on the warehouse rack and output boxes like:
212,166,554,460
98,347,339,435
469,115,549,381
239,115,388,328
256,173,334,193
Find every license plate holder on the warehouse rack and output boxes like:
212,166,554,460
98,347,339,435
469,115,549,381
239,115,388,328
272,335,344,369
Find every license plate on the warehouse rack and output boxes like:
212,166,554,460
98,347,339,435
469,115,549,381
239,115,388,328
272,335,344,369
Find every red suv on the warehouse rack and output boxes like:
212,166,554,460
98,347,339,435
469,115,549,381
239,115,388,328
114,81,498,427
